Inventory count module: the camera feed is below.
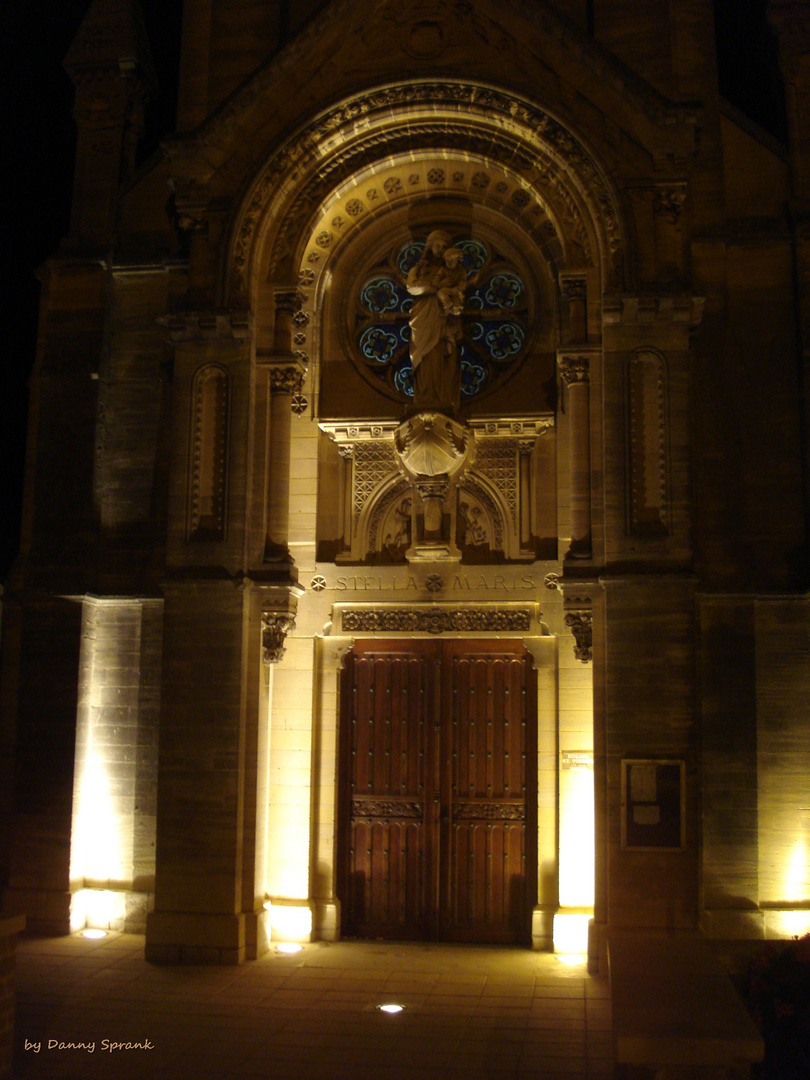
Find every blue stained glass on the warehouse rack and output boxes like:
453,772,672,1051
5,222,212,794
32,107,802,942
468,322,484,341
360,326,399,363
460,358,487,396
397,242,425,274
467,294,484,310
361,276,405,313
394,363,414,397
399,324,411,343
453,238,488,273
485,272,524,309
485,322,524,360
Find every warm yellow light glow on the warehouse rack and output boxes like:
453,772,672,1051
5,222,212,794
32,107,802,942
70,603,135,928
81,929,107,940
766,908,810,938
267,903,312,942
553,911,590,955
276,943,303,954
71,888,126,932
378,1004,404,1014
558,766,595,908
556,953,587,967
784,837,808,903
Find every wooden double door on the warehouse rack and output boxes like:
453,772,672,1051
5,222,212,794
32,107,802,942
337,639,537,943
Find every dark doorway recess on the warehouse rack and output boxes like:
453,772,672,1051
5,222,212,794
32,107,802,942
338,638,537,944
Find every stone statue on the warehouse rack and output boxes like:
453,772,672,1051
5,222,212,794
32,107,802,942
406,230,468,414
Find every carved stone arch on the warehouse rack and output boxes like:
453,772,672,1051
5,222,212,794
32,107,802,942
462,468,519,560
453,480,500,562
362,475,411,562
223,81,630,310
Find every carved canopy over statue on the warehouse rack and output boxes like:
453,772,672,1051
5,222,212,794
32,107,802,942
406,230,469,415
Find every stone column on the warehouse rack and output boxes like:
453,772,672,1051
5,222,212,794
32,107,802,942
337,444,355,557
560,276,588,342
146,581,301,964
518,439,534,551
556,594,595,960
559,354,592,559
263,288,306,565
265,364,304,562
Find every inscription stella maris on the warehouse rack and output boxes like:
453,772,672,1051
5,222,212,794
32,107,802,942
332,573,537,592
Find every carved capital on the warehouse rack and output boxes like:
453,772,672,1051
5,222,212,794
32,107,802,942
414,476,451,504
268,365,305,395
261,610,296,664
653,186,686,223
274,288,305,317
564,610,592,664
559,356,590,385
560,276,587,301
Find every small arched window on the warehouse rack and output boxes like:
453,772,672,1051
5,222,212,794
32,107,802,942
188,365,229,540
353,235,531,402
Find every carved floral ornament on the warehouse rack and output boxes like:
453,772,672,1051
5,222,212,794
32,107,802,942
337,606,533,635
223,83,626,303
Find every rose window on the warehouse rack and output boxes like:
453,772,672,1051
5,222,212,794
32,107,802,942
353,237,530,401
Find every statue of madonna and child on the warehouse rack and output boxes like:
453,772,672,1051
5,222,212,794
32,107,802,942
394,228,477,552
405,228,471,416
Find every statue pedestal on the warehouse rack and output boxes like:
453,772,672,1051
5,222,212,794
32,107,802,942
394,412,475,563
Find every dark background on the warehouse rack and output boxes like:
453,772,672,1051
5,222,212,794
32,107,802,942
0,0,787,581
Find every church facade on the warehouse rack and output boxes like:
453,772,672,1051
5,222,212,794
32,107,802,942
3,0,810,969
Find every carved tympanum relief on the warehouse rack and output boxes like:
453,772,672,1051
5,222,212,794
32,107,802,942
320,419,551,564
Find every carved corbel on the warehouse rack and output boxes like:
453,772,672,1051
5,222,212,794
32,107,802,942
564,609,593,664
261,609,296,665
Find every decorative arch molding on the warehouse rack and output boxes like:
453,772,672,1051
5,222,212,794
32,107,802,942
224,81,629,306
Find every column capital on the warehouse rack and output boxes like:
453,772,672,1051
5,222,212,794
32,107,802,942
273,287,306,315
560,275,587,300
652,185,687,223
267,363,306,395
558,354,590,385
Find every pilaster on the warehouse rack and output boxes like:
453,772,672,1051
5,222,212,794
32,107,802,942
146,578,301,963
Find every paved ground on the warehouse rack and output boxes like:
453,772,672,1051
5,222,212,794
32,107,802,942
13,933,614,1080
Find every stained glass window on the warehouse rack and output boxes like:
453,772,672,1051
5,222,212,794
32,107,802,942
353,235,530,401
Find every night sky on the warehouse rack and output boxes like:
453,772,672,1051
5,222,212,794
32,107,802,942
0,0,787,581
